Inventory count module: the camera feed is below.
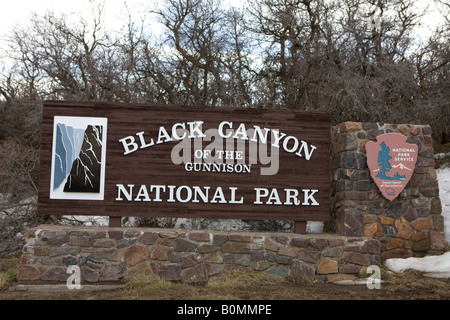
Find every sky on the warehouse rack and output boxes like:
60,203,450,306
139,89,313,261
0,0,247,49
0,0,148,35
0,0,245,32
0,0,155,71
0,0,446,37
0,0,446,66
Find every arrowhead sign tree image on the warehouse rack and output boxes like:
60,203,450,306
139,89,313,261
376,142,392,179
366,133,418,201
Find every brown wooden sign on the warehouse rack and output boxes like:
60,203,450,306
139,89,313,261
38,101,330,224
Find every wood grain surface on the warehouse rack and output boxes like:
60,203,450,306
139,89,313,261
38,101,331,222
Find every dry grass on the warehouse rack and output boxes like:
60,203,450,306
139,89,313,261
1,258,450,300
206,271,283,289
383,269,450,299
124,274,202,300
123,272,297,300
0,258,19,291
205,272,299,300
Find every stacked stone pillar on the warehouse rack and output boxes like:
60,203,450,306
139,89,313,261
331,122,446,260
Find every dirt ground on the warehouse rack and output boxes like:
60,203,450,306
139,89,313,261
2,280,450,301
1,263,450,301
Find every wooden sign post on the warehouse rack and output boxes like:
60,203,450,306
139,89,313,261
38,101,331,232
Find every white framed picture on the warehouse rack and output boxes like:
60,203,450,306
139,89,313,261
50,116,108,200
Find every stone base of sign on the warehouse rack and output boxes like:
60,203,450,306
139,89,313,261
331,122,447,260
17,225,380,284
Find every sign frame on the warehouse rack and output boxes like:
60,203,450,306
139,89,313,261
38,101,331,229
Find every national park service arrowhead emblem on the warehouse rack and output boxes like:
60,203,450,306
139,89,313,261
366,133,418,201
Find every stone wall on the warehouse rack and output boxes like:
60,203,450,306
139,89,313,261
18,225,380,284
331,122,446,260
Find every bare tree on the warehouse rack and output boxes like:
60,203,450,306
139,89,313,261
412,0,450,143
6,4,124,101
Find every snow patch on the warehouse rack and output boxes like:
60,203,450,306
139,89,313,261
384,165,450,278
385,251,450,273
437,164,450,245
